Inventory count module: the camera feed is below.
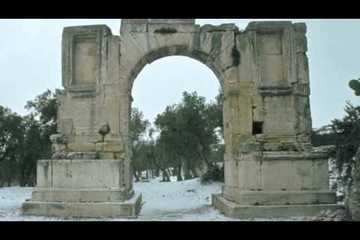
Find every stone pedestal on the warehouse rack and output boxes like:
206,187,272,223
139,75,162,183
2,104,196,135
212,151,344,219
212,194,342,219
22,160,142,218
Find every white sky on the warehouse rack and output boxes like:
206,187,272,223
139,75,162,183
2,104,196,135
0,19,359,128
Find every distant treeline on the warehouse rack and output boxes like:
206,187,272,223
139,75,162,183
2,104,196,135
0,90,60,187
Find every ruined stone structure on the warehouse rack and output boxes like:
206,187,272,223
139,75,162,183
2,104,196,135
22,19,342,219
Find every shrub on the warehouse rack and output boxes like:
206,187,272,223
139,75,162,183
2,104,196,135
200,164,224,184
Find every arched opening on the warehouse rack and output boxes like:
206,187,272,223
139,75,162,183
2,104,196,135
129,55,225,218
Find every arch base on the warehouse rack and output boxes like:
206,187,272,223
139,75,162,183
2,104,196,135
212,194,344,219
22,193,142,219
214,150,342,219
22,159,142,219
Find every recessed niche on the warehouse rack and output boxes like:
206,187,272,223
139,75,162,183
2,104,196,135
252,121,264,135
73,37,97,86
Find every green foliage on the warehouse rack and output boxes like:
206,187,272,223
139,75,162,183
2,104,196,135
200,164,224,184
25,89,62,159
311,130,336,147
208,144,224,163
0,106,24,186
205,88,224,139
0,89,60,187
129,89,224,182
330,102,360,184
343,78,360,220
349,79,360,96
19,115,42,186
130,108,150,181
154,91,223,180
129,108,150,144
25,89,62,125
0,106,24,163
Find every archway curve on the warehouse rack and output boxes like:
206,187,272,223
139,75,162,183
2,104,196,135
130,55,223,129
127,45,226,95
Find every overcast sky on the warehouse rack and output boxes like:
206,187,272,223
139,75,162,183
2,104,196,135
0,19,359,128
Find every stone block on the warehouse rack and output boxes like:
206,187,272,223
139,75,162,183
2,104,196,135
23,192,142,218
212,194,343,219
36,160,126,189
31,189,133,203
222,188,336,205
233,151,330,192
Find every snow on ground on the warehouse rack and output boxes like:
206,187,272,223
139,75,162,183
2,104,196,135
0,187,61,221
133,177,233,221
0,178,306,221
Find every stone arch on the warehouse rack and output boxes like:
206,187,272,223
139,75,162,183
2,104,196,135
22,20,341,219
128,45,226,93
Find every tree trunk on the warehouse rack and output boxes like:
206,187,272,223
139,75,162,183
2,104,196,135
0,172,3,188
161,169,170,182
196,146,211,169
155,168,160,177
134,171,140,182
183,160,192,180
19,167,26,187
177,164,183,181
138,170,143,180
171,167,176,176
5,169,12,187
190,164,199,178
166,168,172,180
